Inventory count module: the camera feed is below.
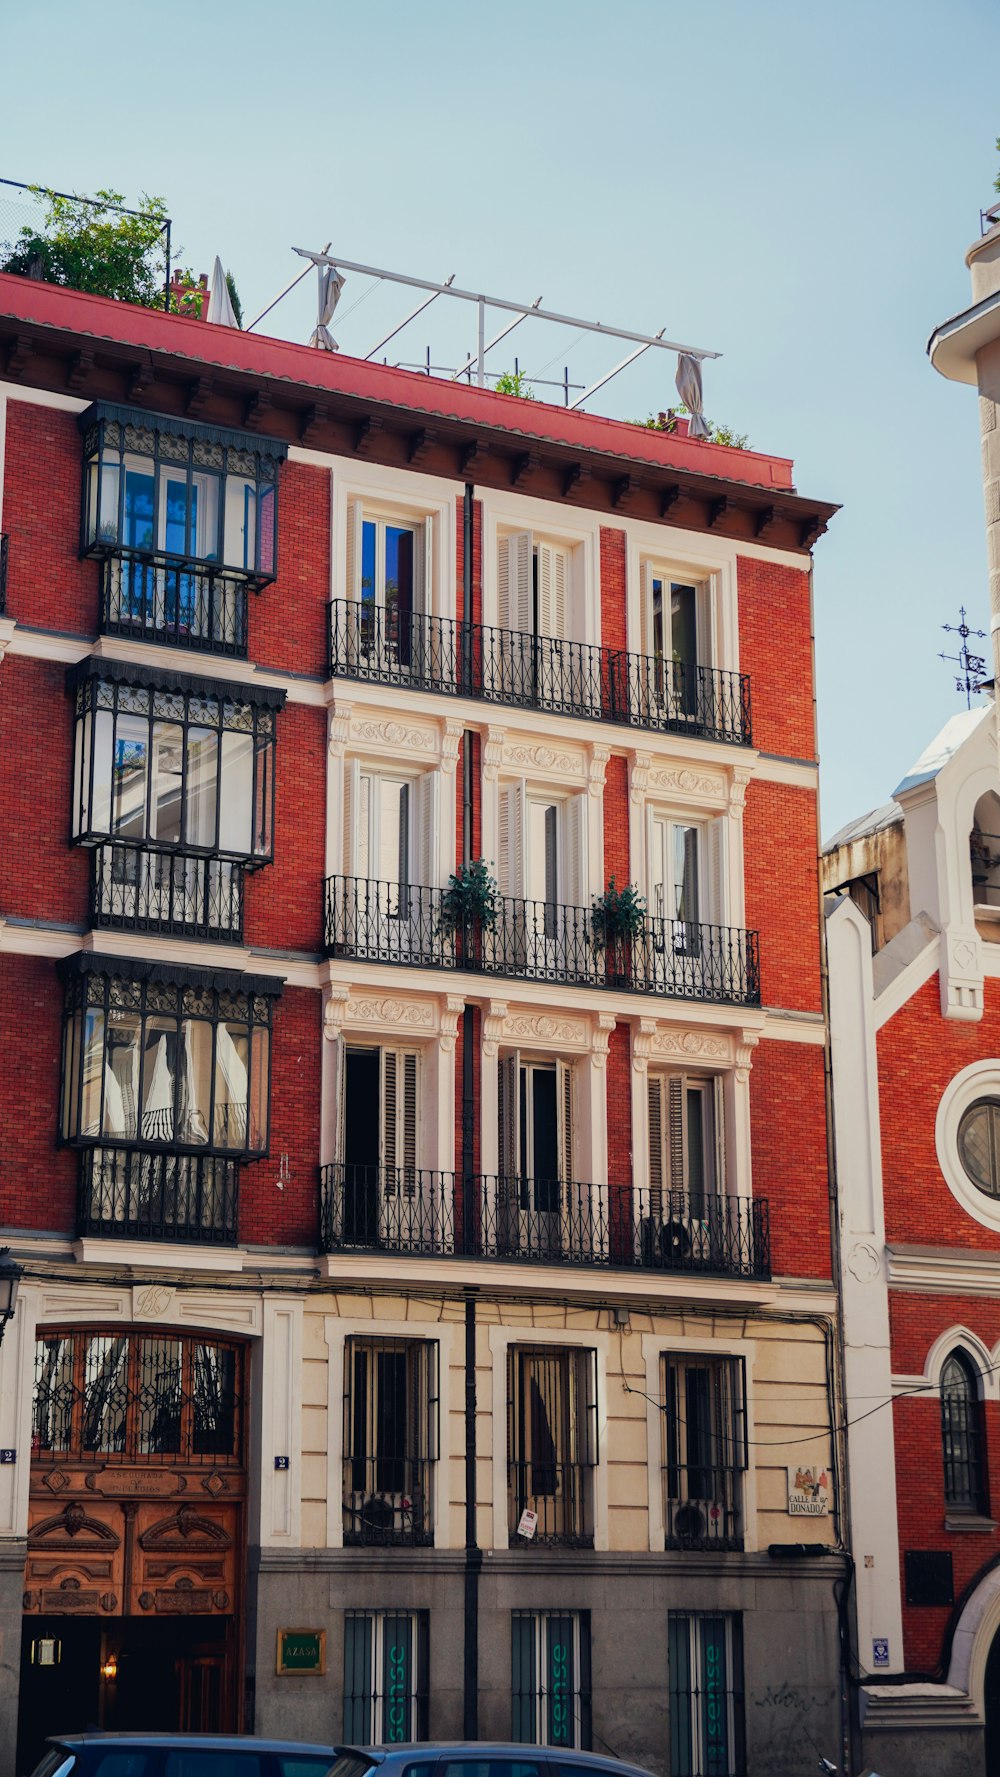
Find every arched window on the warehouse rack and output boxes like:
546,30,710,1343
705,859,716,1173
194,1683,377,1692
941,1351,986,1514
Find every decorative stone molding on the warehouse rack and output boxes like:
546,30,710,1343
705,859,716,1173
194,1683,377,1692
351,717,437,753
501,739,583,778
941,929,985,1021
322,985,352,1040
345,996,435,1029
503,1012,588,1048
483,727,506,783
735,1029,761,1083
646,765,726,801
327,702,352,758
440,720,464,776
482,999,509,1058
728,767,752,822
629,751,652,805
651,1027,733,1064
588,744,611,800
591,1013,616,1069
631,1018,659,1074
440,995,465,1054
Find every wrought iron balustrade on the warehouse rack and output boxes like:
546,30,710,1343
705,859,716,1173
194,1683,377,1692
328,599,751,743
324,873,761,1006
664,1463,745,1551
507,1459,593,1548
78,1147,239,1245
90,842,245,942
319,1165,770,1280
100,549,249,656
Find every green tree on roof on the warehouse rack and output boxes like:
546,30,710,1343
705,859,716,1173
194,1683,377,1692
1,187,169,307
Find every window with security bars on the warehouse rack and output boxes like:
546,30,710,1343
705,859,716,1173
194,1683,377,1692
507,1347,597,1547
941,1350,987,1514
32,1330,243,1465
662,1355,746,1550
343,1337,439,1545
342,1610,428,1743
511,1610,591,1749
668,1612,745,1777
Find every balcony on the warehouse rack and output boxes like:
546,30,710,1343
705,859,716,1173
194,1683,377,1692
319,1164,771,1281
91,842,245,943
328,600,752,745
664,1466,744,1552
99,549,249,657
508,1459,592,1548
324,876,761,1007
78,1147,239,1245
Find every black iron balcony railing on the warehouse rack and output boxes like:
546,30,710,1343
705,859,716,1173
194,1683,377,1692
343,1463,435,1548
328,600,752,745
0,532,8,615
100,549,249,656
664,1464,745,1551
319,1164,771,1281
78,1147,239,1245
324,875,761,1007
508,1459,593,1548
91,842,245,942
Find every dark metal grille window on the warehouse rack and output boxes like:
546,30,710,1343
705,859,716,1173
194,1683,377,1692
32,1330,243,1466
507,1347,597,1547
941,1351,987,1513
343,1338,439,1546
958,1099,1000,1199
668,1612,746,1777
512,1610,591,1749
662,1355,746,1551
343,1609,428,1743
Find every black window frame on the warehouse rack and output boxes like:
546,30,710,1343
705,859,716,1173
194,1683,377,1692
941,1349,988,1515
507,1345,598,1549
342,1607,429,1743
668,1609,746,1777
342,1334,440,1546
661,1352,747,1551
511,1608,592,1750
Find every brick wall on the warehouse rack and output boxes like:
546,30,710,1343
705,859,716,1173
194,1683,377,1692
749,1038,830,1279
743,779,822,1013
0,655,88,926
737,555,815,761
4,401,96,635
878,977,1000,1250
237,984,322,1247
603,753,630,890
243,702,326,954
606,1024,632,1188
250,460,330,678
599,527,627,653
0,955,78,1233
456,494,483,628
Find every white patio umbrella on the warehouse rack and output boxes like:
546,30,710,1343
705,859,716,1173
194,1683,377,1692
309,262,346,352
675,353,711,440
206,256,239,329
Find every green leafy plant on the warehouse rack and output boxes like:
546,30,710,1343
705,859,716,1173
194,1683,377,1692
493,369,535,399
1,187,170,307
439,858,499,934
590,876,647,945
629,405,749,448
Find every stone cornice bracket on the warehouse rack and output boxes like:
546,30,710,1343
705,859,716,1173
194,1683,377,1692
327,702,352,757
588,743,611,800
482,1000,509,1059
483,726,506,783
729,767,752,822
441,719,464,776
631,1018,659,1074
630,750,652,806
440,995,465,1055
322,985,352,1040
591,1013,616,1070
735,1029,760,1084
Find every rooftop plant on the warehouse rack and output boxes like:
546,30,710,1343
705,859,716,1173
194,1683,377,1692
1,187,170,307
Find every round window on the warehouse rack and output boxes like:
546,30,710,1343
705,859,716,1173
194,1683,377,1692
958,1098,1000,1196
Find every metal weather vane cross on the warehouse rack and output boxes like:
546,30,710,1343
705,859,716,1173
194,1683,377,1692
940,607,988,709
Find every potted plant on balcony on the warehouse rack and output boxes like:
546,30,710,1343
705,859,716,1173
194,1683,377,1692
591,877,646,987
439,857,498,967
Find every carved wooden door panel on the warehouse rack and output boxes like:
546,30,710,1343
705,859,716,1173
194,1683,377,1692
24,1499,125,1617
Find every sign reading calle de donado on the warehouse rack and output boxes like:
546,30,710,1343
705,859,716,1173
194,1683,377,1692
787,1464,831,1516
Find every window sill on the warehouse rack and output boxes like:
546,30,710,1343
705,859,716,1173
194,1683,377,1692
945,1514,997,1533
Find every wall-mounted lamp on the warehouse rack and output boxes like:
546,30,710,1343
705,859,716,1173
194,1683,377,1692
0,1248,22,1347
99,1653,118,1682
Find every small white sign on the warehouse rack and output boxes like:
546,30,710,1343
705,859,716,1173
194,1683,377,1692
787,1464,831,1516
516,1509,538,1540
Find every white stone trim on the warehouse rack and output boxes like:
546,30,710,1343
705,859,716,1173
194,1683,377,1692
919,1324,998,1399
487,1321,609,1552
0,381,88,414
934,1057,1000,1233
640,1329,758,1554
259,1298,304,1545
328,458,459,620
888,1243,1000,1295
323,1311,458,1551
626,532,739,677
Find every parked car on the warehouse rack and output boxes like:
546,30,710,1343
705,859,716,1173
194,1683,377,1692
29,1740,656,1777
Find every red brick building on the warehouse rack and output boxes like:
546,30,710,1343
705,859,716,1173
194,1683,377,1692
0,269,838,1777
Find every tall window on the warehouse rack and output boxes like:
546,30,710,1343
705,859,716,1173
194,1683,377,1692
343,1337,438,1545
498,532,573,640
662,1355,746,1550
512,1610,591,1749
668,1613,745,1777
343,1610,428,1743
507,1346,597,1546
32,1331,243,1466
497,1056,574,1258
941,1351,987,1514
345,505,431,667
647,1073,725,1227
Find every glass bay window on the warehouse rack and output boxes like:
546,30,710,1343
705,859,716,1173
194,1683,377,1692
68,660,283,864
60,955,280,1159
80,405,284,581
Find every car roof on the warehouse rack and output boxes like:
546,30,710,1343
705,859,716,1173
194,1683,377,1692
362,1747,653,1775
49,1740,338,1755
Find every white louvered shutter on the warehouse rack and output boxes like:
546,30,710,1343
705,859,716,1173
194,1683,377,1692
414,770,440,889
498,1052,520,1184
537,541,569,641
345,501,364,602
647,1074,665,1215
499,532,533,633
667,1074,686,1195
498,782,525,897
712,1075,726,1196
382,1049,419,1188
641,560,656,657
704,816,727,927
557,1061,574,1186
342,758,364,877
696,581,713,667
563,793,586,909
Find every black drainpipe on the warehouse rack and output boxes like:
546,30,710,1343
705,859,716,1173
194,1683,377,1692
463,1289,482,1738
461,480,481,1739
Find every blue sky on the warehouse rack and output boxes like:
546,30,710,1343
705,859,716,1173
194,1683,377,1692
4,0,999,836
